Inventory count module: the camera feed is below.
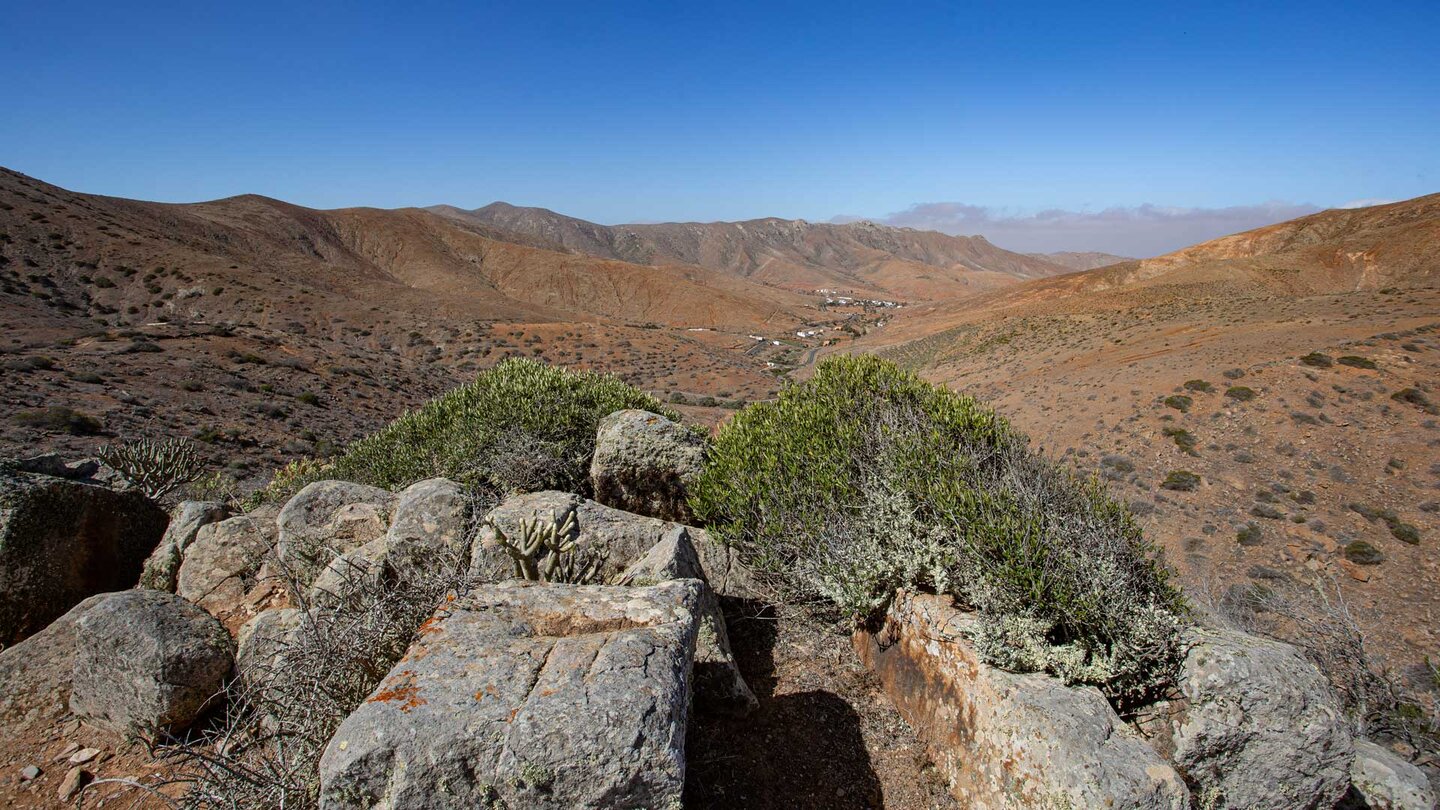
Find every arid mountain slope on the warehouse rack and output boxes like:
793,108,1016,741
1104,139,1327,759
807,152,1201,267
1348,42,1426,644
1028,251,1133,271
431,202,1072,300
849,194,1440,688
0,168,818,480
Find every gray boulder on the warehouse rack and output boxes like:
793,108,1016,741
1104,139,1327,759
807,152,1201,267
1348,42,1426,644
11,453,100,481
139,500,233,592
276,481,396,592
590,409,706,522
855,590,1190,809
1149,626,1354,809
0,469,169,645
306,536,388,611
471,491,683,583
0,593,111,736
617,526,756,712
384,478,473,581
319,579,701,809
177,513,276,616
70,590,234,734
1342,739,1436,810
234,608,302,687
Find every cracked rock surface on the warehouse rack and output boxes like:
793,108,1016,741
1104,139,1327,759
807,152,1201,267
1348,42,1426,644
319,579,701,809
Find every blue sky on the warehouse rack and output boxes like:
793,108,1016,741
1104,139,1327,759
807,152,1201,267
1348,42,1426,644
3,1,1437,255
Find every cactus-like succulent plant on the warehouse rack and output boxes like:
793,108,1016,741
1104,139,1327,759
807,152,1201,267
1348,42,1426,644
97,437,204,501
489,511,605,584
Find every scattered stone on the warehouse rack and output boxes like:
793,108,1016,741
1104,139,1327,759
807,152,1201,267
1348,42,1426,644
71,590,234,734
0,468,169,645
176,512,277,615
1148,626,1354,810
854,590,1190,808
590,409,706,522
12,454,100,480
55,742,80,761
617,526,756,712
1342,739,1436,810
20,764,41,780
384,478,473,581
138,500,232,592
319,579,701,809
276,480,396,592
68,747,100,764
57,766,90,801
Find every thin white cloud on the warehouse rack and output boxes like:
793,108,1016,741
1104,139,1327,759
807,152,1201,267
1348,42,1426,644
1337,198,1395,209
832,201,1324,258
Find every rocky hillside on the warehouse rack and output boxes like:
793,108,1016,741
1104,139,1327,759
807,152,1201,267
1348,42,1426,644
1027,250,1133,270
431,202,1072,300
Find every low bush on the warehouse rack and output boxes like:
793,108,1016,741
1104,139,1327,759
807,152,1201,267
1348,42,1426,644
1300,352,1334,368
691,355,1185,702
1183,379,1214,393
1163,394,1192,412
1225,385,1257,402
1161,470,1200,491
1162,426,1199,455
1391,388,1438,415
1337,355,1378,369
255,358,677,503
12,405,102,435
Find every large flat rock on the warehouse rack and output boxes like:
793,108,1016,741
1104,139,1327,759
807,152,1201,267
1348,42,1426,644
319,579,701,809
854,590,1190,809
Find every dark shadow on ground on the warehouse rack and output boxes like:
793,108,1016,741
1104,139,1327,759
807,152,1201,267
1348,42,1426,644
684,597,885,809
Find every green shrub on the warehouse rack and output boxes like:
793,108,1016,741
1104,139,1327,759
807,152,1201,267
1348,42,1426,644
1344,541,1384,565
691,355,1185,702
1163,394,1193,413
1225,386,1257,402
12,406,102,435
1236,523,1263,546
1391,388,1438,415
1337,355,1377,370
1300,352,1333,368
1161,470,1200,492
1183,379,1214,393
1162,426,1199,455
255,358,677,502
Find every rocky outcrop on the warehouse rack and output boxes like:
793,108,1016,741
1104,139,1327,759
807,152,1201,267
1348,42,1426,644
590,409,705,522
1343,739,1436,810
70,590,234,734
854,590,1190,809
383,478,473,581
1148,626,1354,809
276,481,396,592
0,469,169,645
176,512,276,616
139,500,233,592
617,526,756,712
319,579,701,809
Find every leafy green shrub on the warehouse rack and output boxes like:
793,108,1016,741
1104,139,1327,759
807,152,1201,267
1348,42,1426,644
1236,523,1263,546
12,406,102,435
1222,368,1246,380
1183,379,1214,393
1163,394,1193,413
296,392,321,406
1225,386,1257,402
1348,502,1421,545
1162,426,1199,455
1300,352,1333,368
1337,355,1377,370
1161,470,1200,491
691,355,1185,702
256,358,676,503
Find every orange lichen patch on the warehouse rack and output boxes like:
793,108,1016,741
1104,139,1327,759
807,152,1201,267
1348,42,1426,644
368,683,427,712
474,685,500,702
417,614,447,636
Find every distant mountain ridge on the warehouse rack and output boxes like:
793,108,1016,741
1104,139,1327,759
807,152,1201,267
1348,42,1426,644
1027,251,1133,271
430,202,1073,301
